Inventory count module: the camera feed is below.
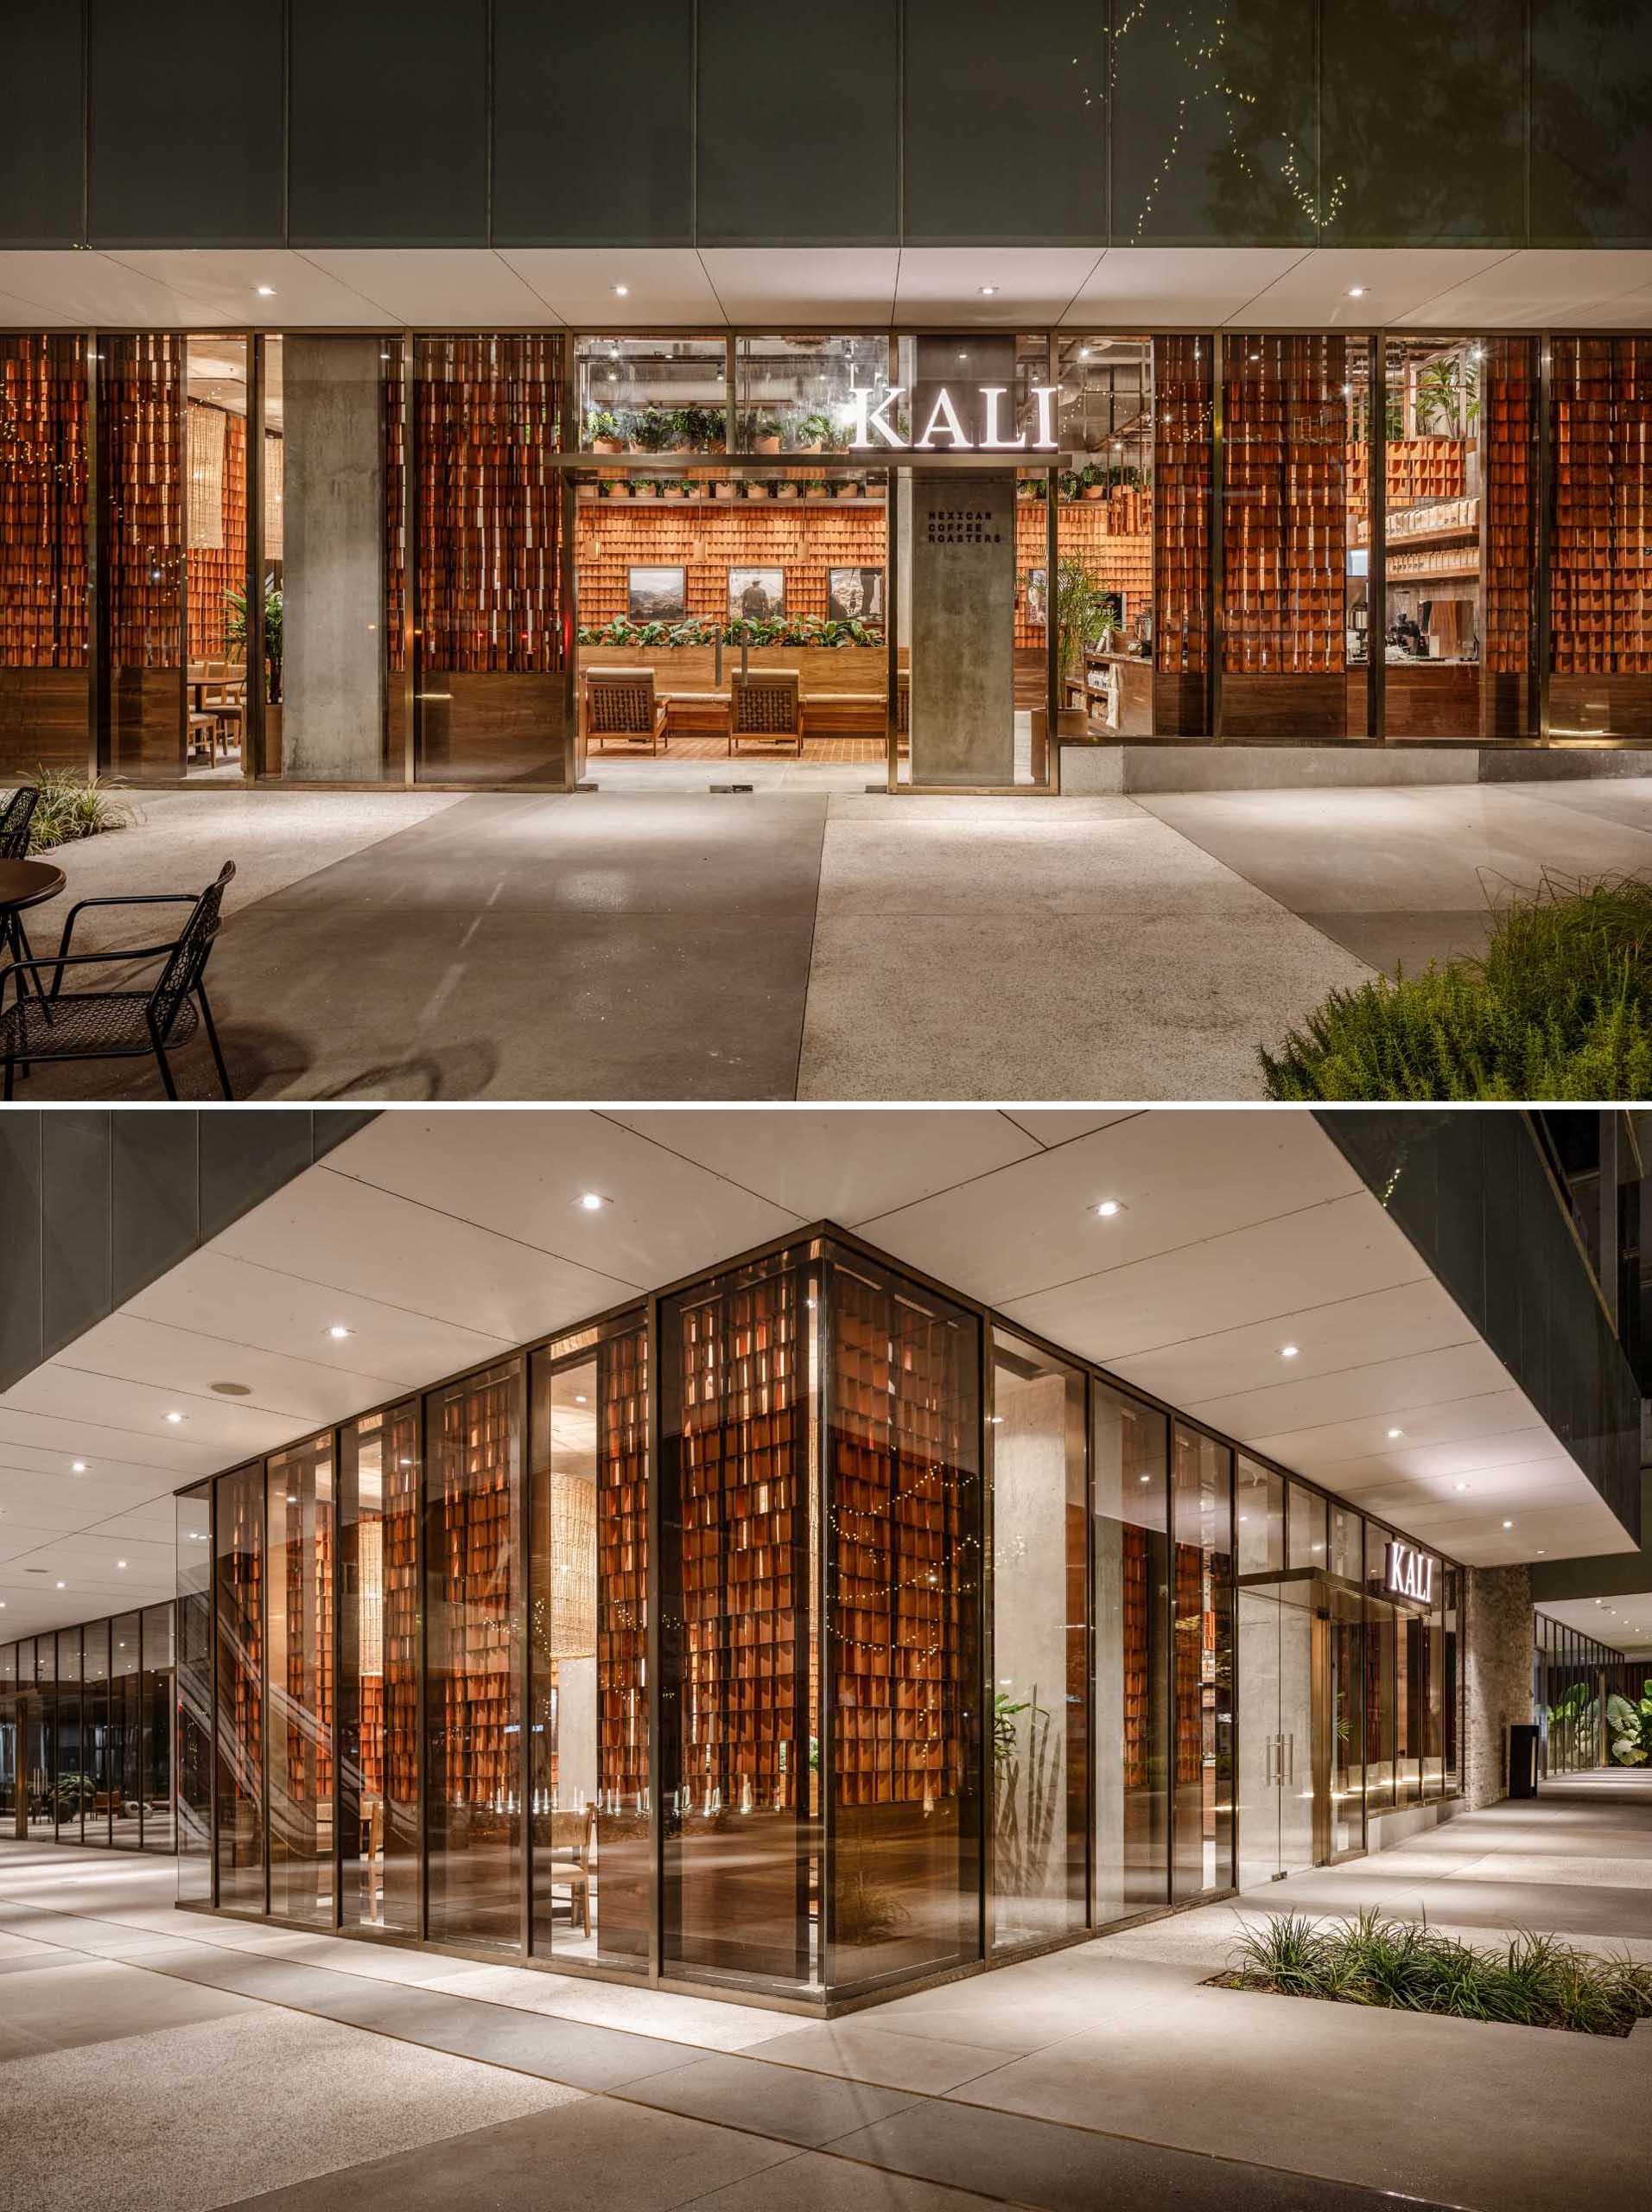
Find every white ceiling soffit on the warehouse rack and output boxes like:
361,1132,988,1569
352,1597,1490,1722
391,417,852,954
1,247,1650,333
0,1108,1634,1637
1537,1595,1652,1659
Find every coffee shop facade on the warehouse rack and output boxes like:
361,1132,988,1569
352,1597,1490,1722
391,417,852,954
2,319,1649,794
162,1223,1466,2015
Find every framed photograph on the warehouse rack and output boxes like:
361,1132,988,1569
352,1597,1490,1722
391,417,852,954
627,565,687,622
827,567,884,624
728,566,785,621
1023,567,1047,627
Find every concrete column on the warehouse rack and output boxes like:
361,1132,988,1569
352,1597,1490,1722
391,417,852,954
906,335,1016,785
1463,1565,1533,1808
282,337,385,782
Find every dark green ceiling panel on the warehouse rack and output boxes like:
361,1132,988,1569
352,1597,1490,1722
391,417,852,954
1110,0,1317,246
696,0,899,245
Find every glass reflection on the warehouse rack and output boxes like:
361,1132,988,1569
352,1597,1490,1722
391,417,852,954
111,1613,143,1849
54,1629,83,1844
425,1361,524,1948
989,1331,1086,1953
141,1604,175,1853
83,1624,110,1847
531,1322,651,1970
176,1486,213,1897
1172,1427,1233,1899
0,1643,16,1837
340,1405,421,1932
1093,1382,1170,1922
267,1440,334,1920
215,1466,264,1909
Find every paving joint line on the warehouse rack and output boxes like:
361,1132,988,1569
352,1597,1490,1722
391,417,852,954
0,1882,1471,2212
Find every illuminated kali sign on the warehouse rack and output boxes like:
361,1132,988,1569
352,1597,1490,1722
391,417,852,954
1383,1539,1436,1607
847,385,1059,452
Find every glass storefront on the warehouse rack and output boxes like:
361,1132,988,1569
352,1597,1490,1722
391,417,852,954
121,1225,1467,2008
3,322,1647,790
1534,1611,1625,1776
0,1605,175,1853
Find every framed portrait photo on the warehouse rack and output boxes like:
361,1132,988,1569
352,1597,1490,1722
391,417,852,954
827,567,884,624
728,566,785,621
627,565,688,622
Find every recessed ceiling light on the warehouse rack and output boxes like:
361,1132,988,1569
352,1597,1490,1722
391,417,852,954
1454,1482,1470,1493
71,1460,86,1472
1093,1199,1123,1218
165,1411,185,1424
612,284,629,297
1347,285,1366,298
1140,1472,1152,1484
328,1325,353,1339
256,285,276,297
118,1560,126,1570
1280,1344,1299,1359
55,1581,65,1590
978,284,998,297
576,1192,607,1211
574,1395,588,1405
987,1415,1003,1425
1502,1519,1514,1530
1387,1428,1402,1440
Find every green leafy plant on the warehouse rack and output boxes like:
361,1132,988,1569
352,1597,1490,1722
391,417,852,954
1053,553,1120,683
672,404,727,451
1414,352,1481,437
750,416,785,447
632,404,680,454
1261,874,1652,1101
793,410,835,449
1607,1681,1652,1765
1226,1910,1652,2035
225,574,283,702
584,407,624,446
22,767,131,854
52,1770,98,1817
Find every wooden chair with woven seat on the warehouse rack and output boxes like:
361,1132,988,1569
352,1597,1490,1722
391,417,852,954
0,861,236,1100
729,667,804,758
543,1805,597,1935
584,666,669,756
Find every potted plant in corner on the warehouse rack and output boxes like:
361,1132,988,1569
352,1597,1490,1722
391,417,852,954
585,408,625,454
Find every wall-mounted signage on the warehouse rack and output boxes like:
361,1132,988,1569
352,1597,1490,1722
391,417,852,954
847,385,1058,452
1383,1539,1436,1607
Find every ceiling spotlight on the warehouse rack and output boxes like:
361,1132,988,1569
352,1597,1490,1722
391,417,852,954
612,284,629,297
574,1394,588,1405
118,1560,127,1570
165,1411,185,1425
71,1460,86,1473
1502,1518,1515,1529
1454,1482,1470,1493
978,284,999,297
256,285,276,297
1386,1428,1403,1440
1280,1344,1299,1359
327,1325,354,1340
1094,1199,1123,1218
1347,285,1366,299
55,1580,65,1590
577,1192,607,1211
1140,1472,1152,1484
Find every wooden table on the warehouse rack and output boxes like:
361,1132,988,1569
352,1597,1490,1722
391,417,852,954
0,858,67,992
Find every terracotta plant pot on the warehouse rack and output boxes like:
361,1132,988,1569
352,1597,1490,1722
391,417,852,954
794,440,822,454
607,481,631,500
776,484,800,500
755,435,781,454
1083,484,1105,500
593,438,622,454
714,482,737,499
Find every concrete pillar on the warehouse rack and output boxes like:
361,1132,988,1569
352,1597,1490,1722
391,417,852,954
282,337,385,781
1463,1565,1533,1808
906,335,1016,785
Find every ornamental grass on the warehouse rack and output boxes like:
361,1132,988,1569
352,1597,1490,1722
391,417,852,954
1222,1910,1652,2035
1261,874,1652,1101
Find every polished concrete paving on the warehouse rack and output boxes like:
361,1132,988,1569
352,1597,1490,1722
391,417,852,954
12,776,1652,1099
1,1770,1648,2212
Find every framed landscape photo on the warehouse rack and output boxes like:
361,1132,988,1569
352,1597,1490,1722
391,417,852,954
728,566,785,621
827,567,884,624
627,565,687,621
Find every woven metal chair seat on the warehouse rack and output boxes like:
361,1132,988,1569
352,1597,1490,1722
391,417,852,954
0,989,199,1059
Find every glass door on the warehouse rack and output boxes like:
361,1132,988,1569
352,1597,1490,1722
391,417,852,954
1238,1582,1323,1885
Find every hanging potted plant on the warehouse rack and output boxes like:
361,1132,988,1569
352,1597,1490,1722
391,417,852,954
752,416,784,455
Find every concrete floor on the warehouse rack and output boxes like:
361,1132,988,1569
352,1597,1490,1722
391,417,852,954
10,777,1652,1100
1,1770,1647,2212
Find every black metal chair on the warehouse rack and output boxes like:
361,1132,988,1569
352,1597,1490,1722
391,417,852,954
0,861,235,1100
0,783,41,975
